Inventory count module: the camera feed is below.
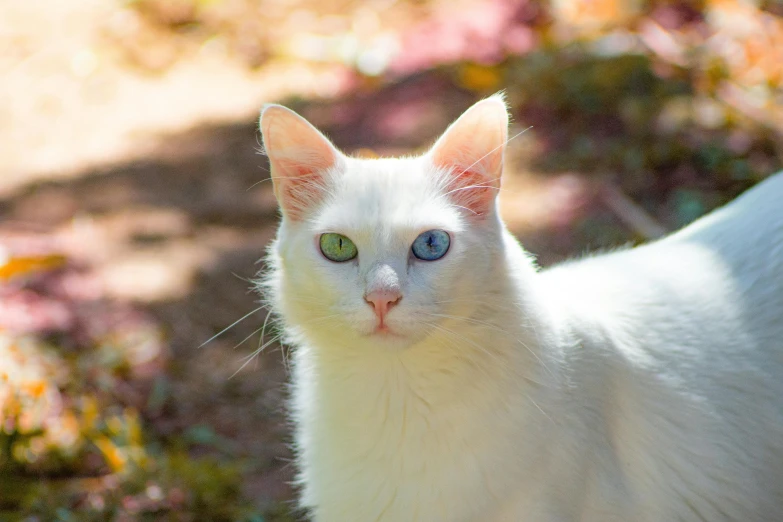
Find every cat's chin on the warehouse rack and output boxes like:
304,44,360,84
364,328,404,340
360,328,417,351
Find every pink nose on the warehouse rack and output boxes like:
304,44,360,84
364,289,402,321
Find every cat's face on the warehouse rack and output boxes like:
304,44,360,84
261,96,509,350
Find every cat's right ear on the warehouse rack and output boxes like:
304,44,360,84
259,105,342,221
428,94,509,218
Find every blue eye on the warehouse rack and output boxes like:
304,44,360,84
411,230,450,261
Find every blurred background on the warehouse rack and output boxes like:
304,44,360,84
0,0,781,519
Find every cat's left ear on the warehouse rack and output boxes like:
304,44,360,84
259,104,343,221
428,94,509,217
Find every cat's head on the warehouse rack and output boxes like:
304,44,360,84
260,96,511,350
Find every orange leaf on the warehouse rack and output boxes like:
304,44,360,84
94,435,127,473
458,63,503,92
0,254,67,281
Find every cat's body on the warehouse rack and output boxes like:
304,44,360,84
258,96,783,522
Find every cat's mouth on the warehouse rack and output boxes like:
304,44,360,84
367,324,403,338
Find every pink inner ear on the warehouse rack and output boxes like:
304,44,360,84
274,159,329,221
261,105,339,221
443,167,497,217
432,130,504,217
429,97,508,218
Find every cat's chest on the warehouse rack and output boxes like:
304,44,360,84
291,360,540,522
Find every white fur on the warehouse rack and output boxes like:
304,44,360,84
260,100,783,521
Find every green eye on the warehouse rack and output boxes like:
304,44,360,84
319,233,358,262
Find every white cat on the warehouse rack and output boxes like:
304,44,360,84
258,95,783,522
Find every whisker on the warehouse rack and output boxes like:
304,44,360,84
424,320,553,397
424,320,554,391
231,325,266,351
285,296,329,305
431,296,507,307
198,306,266,349
246,177,271,191
423,311,555,380
526,395,555,424
421,315,553,388
280,344,292,375
230,334,284,379
259,308,274,350
230,311,341,378
422,324,500,382
454,126,533,180
426,321,505,366
238,334,283,363
448,202,480,216
441,182,502,198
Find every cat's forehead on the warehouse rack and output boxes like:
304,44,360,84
313,156,462,236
